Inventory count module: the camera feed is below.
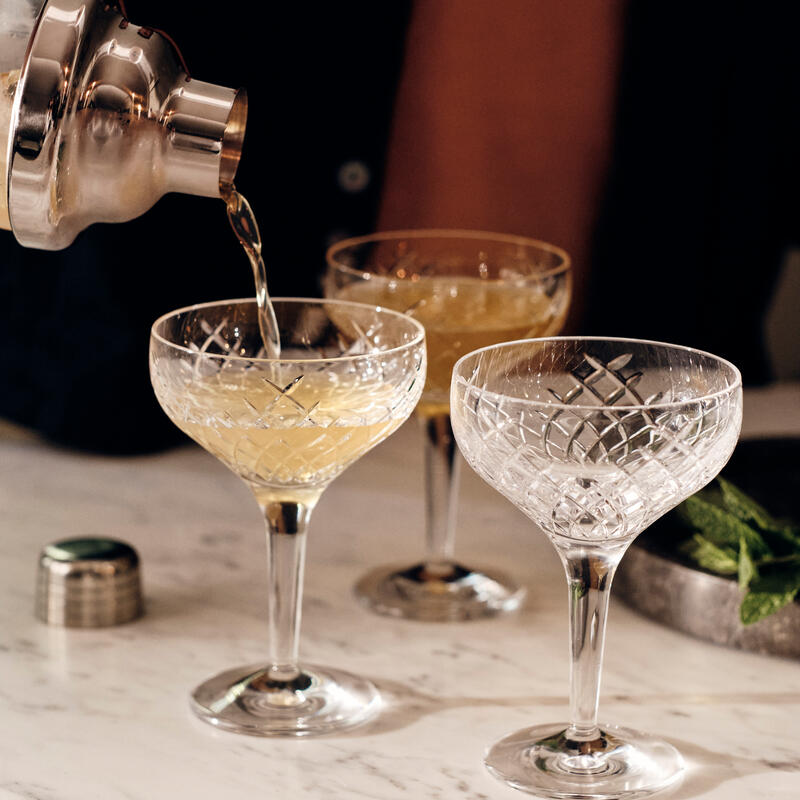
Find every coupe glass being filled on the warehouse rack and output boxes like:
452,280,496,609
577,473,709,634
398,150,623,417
150,298,425,736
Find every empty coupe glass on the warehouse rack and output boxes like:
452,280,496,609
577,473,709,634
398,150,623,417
150,298,425,736
451,337,742,798
327,230,571,620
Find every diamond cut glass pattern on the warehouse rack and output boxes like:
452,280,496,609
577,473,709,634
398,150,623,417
151,301,425,499
453,341,741,544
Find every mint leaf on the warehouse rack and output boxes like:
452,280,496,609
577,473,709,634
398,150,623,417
741,589,799,624
675,478,800,623
760,553,800,568
682,534,738,575
718,478,800,555
740,562,800,625
718,477,780,531
759,526,800,557
679,493,770,559
738,535,757,589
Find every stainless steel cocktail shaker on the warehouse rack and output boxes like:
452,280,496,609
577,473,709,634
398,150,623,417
1,0,246,249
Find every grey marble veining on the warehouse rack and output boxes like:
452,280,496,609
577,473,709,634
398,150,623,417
0,389,799,799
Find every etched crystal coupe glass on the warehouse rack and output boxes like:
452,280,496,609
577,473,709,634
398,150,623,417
326,231,570,620
451,337,742,798
150,298,425,736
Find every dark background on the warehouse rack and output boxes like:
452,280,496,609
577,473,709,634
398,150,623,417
586,2,799,387
0,1,411,451
0,2,796,453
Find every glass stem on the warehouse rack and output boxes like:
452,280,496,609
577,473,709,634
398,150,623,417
559,544,626,743
261,500,312,682
420,412,461,570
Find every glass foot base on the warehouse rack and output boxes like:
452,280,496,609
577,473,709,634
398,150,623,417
485,723,685,799
190,663,380,737
354,561,526,621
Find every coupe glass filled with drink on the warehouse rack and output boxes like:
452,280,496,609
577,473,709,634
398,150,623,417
150,297,425,735
326,230,571,620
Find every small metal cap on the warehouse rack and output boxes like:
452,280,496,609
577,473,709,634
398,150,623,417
35,538,143,627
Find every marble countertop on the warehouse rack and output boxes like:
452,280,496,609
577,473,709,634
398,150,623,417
1,385,799,800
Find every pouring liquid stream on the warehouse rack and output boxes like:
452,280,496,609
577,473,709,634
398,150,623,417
222,184,281,359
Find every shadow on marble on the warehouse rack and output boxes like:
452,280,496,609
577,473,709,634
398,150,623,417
332,678,800,798
336,676,567,739
658,735,800,799
338,677,800,741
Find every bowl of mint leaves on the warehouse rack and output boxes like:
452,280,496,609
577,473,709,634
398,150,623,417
616,438,800,658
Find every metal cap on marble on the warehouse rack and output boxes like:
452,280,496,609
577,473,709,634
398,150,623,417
35,538,143,627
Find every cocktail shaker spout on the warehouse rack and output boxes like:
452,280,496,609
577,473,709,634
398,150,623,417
2,0,247,249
